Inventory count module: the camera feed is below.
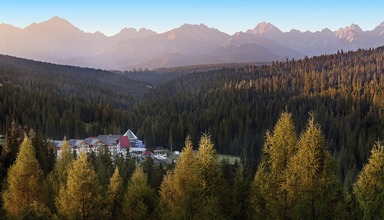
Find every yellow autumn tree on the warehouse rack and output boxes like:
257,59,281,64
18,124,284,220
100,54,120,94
252,112,298,219
2,134,48,218
123,166,157,220
354,141,384,219
49,138,74,195
159,136,198,219
159,134,225,219
194,134,225,219
284,115,344,219
107,167,124,220
158,170,176,218
56,152,102,219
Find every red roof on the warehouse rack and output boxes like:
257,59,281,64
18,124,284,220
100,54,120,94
143,150,153,156
119,136,130,148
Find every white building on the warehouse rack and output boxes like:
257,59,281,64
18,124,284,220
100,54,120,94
53,129,146,158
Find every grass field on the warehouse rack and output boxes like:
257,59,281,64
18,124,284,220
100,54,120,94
166,152,240,165
217,154,240,165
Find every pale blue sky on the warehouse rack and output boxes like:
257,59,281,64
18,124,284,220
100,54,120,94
0,0,383,36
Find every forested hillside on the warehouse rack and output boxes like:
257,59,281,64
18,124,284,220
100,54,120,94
129,48,384,181
0,55,148,138
1,47,384,218
1,47,384,184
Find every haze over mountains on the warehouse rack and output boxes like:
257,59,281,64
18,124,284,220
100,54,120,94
1,16,384,70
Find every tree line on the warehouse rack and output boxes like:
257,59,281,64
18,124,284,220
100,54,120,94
0,112,383,219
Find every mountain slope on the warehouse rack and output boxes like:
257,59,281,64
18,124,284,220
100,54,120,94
0,54,151,138
0,54,148,107
93,24,230,69
1,46,384,185
123,46,384,184
222,31,303,58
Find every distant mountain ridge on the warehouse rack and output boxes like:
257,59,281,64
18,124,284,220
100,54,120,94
1,17,384,70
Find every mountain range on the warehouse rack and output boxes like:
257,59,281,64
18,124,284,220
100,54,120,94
1,16,384,70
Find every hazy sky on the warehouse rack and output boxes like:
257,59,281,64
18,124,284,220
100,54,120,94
1,0,383,36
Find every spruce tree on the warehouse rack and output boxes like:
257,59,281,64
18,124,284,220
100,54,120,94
92,146,114,189
354,141,384,219
2,134,48,218
151,163,166,190
29,129,51,175
0,121,22,183
230,164,250,220
114,153,136,186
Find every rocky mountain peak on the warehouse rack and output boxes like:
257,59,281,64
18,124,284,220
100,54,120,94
247,22,282,35
336,24,363,42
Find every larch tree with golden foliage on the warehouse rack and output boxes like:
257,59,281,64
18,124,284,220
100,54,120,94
47,138,74,213
2,135,49,219
252,112,298,219
56,152,103,219
354,141,384,219
49,139,74,195
159,136,198,219
123,165,157,220
194,134,225,219
159,134,225,219
107,167,124,220
284,116,344,219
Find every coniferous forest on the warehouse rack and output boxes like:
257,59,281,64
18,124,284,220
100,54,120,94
0,46,384,218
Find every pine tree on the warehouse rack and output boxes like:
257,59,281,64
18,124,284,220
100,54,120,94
354,141,384,219
114,154,136,186
123,166,157,220
0,121,22,183
284,115,344,219
92,146,114,189
56,152,102,219
230,163,251,220
107,167,124,220
142,155,155,187
252,112,298,219
2,134,48,218
29,129,51,175
151,163,166,190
